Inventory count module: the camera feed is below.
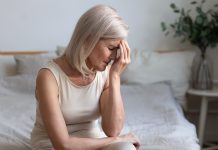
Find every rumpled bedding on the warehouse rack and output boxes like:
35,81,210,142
0,75,199,150
121,83,199,150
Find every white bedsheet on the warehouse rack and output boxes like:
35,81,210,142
121,83,200,150
0,94,35,150
0,76,200,150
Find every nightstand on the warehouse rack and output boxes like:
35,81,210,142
187,85,218,150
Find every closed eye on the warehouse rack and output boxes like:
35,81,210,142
109,47,119,51
109,48,115,51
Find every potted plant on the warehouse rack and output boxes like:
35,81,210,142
161,0,218,89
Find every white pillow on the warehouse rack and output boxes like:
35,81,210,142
0,56,16,77
14,53,57,75
121,50,195,106
0,74,36,95
56,45,66,56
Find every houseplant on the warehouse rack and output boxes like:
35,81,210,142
161,0,218,89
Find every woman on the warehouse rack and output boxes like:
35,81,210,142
31,5,140,150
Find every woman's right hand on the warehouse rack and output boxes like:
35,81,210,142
115,132,141,150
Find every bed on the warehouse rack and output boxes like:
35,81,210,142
0,49,200,150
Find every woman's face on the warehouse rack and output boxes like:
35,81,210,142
86,39,121,71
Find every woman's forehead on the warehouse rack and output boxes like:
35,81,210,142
101,39,121,46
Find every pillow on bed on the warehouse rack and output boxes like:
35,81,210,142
121,50,196,106
0,56,16,77
0,74,36,95
14,53,57,75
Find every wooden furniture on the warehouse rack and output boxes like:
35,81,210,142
0,50,47,55
187,85,218,150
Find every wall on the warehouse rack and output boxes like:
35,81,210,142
0,0,181,51
0,0,217,79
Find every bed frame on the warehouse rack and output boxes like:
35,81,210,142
0,50,48,55
0,50,48,77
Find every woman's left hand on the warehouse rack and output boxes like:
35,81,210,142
109,40,131,77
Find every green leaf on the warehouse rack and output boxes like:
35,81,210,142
195,16,204,24
201,30,209,37
190,1,197,5
174,10,180,13
184,16,193,24
196,7,202,14
170,24,175,28
181,8,185,16
161,1,218,49
170,3,176,8
161,22,167,31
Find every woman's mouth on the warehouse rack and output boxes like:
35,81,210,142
104,60,111,65
104,60,113,65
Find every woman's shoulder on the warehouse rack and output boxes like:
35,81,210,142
36,68,57,86
38,58,62,82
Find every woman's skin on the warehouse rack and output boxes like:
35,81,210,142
35,39,140,150
88,39,130,136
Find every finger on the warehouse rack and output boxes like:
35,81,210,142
124,40,131,62
121,41,128,62
119,42,125,63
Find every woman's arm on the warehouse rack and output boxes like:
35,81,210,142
99,74,124,137
100,40,131,137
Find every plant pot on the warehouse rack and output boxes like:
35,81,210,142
191,52,213,90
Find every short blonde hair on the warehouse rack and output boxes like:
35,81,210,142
65,5,128,76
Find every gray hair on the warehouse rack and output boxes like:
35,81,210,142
65,5,128,76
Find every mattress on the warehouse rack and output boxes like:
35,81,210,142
0,75,200,150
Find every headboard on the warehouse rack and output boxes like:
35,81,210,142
0,51,48,77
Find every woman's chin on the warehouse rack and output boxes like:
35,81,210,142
96,65,107,72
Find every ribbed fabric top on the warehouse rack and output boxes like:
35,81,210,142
31,60,109,149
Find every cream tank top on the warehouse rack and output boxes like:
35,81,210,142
31,60,109,150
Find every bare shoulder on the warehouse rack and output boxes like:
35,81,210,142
36,69,58,100
36,69,57,86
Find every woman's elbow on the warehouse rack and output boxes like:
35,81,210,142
103,127,121,137
101,118,124,137
53,139,71,150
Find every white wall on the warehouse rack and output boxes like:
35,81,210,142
0,0,206,51
0,0,218,78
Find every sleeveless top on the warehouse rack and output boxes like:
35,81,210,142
31,60,109,150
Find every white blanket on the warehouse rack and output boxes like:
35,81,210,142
121,83,199,150
0,94,35,150
0,75,200,150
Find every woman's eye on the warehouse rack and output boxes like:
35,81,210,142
109,47,117,51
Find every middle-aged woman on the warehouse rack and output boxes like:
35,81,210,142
31,4,140,150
